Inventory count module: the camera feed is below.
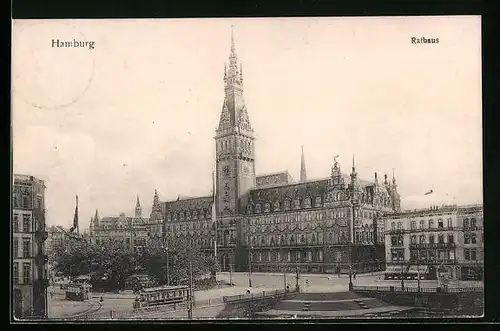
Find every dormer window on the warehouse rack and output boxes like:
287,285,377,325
284,200,291,210
304,197,311,208
264,203,271,213
315,196,322,207
247,204,253,214
294,199,301,210
273,201,280,212
255,204,262,213
186,212,191,220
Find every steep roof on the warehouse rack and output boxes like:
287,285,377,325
256,171,294,188
162,195,213,215
248,178,329,204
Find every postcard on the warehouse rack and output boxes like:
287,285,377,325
11,16,483,321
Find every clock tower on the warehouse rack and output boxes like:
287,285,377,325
215,27,256,218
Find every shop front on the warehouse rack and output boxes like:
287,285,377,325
384,265,407,280
407,265,429,280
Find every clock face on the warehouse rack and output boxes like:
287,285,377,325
222,166,230,177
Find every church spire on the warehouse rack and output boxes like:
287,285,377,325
300,146,307,182
135,195,142,218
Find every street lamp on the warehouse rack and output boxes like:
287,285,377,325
188,261,193,320
348,264,353,290
400,257,405,290
415,259,421,293
283,267,287,298
229,264,233,287
248,246,253,288
295,266,300,292
165,246,170,286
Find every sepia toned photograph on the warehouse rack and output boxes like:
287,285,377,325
11,16,483,321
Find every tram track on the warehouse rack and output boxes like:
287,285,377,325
67,300,103,319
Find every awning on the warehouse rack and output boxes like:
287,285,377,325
385,265,403,273
408,265,429,274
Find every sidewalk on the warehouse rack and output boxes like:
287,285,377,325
220,271,385,279
258,305,413,318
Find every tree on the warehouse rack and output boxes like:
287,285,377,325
140,237,219,286
54,238,138,290
54,236,219,291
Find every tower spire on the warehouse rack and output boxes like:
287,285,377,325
230,25,235,53
392,168,396,185
300,145,307,182
135,195,142,218
217,26,252,133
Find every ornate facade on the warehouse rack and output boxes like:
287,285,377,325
155,29,401,273
89,195,163,252
382,204,483,281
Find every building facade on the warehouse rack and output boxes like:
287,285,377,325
45,226,72,262
12,174,49,319
157,30,401,274
382,204,483,281
89,195,163,252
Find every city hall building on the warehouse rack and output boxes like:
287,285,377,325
152,30,402,274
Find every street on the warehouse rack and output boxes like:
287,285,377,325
47,272,483,320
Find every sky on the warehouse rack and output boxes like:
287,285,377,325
12,17,483,230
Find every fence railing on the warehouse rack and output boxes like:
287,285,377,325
352,285,484,293
222,288,297,304
68,302,189,320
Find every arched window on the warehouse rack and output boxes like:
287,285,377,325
300,234,305,244
311,233,316,244
290,235,295,245
270,236,275,246
391,222,396,230
261,237,266,246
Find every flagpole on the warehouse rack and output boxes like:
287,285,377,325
212,171,217,259
76,195,79,235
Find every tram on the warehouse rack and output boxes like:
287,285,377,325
133,285,189,309
65,283,93,301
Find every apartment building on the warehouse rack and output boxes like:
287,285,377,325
12,174,49,319
382,204,483,281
